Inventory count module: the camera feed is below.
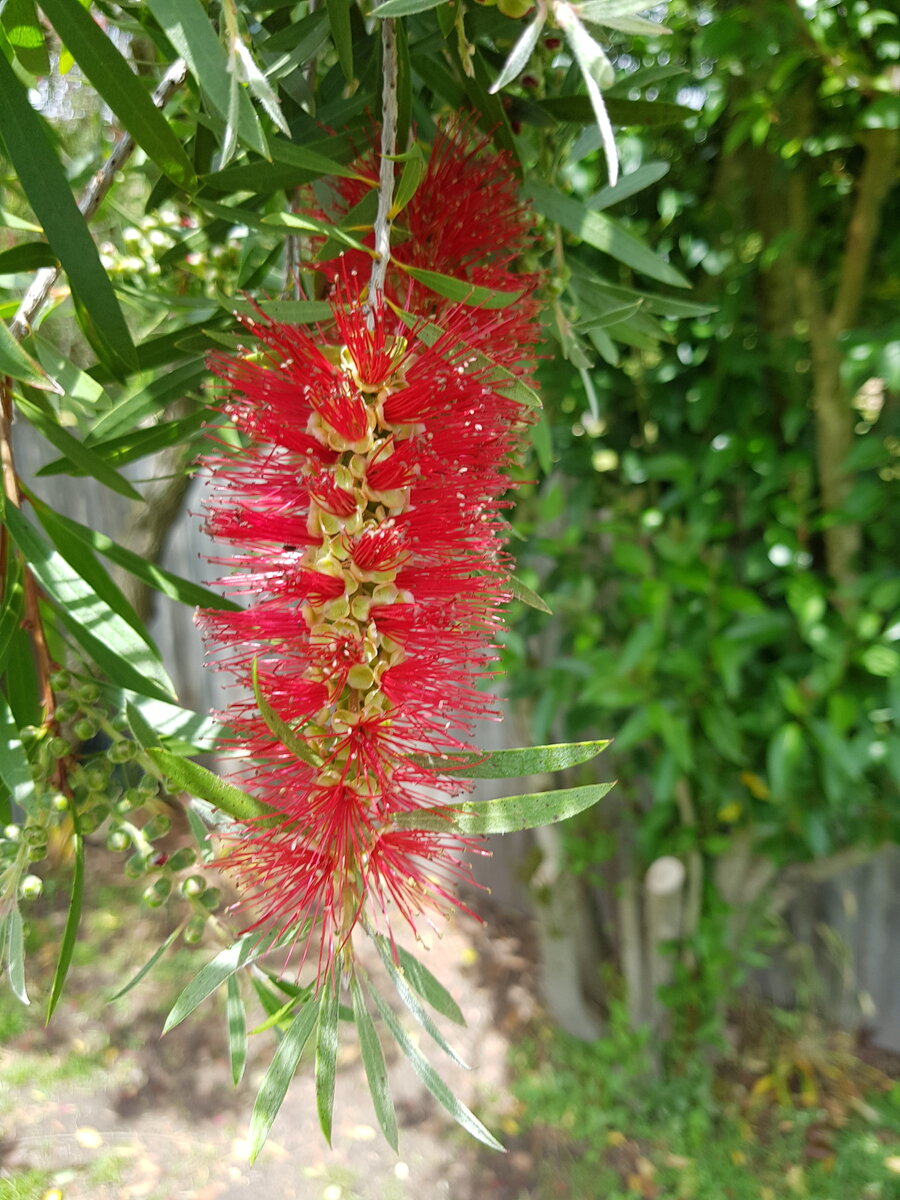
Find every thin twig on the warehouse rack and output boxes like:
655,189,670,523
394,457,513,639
367,19,399,318
9,57,188,343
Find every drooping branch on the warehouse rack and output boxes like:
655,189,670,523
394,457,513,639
9,57,188,343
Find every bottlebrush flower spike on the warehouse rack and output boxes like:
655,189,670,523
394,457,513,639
198,131,541,980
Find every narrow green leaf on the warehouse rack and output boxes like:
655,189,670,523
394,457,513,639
0,243,57,274
489,11,547,95
509,573,552,614
15,393,140,499
164,930,279,1034
46,828,83,1018
377,946,467,1067
6,906,29,1006
0,323,61,392
30,334,109,414
260,209,372,253
226,975,248,1086
524,181,690,288
267,136,368,182
0,696,37,810
389,144,426,218
3,503,176,703
587,161,670,210
29,497,238,613
374,938,464,1024
185,802,215,863
391,782,617,836
249,1000,320,1162
88,360,208,443
373,0,444,13
324,0,353,81
38,0,196,189
411,739,612,780
145,0,267,158
315,970,340,1145
224,296,333,325
146,746,270,826
40,409,207,476
0,562,24,674
399,264,521,309
28,498,148,638
539,95,697,128
350,973,398,1152
0,51,136,373
108,923,183,1002
2,0,50,76
251,659,321,768
124,700,161,751
113,692,224,753
370,985,504,1152
249,994,297,1036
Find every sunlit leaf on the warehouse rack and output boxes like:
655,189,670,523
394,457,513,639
391,782,616,835
226,976,248,1086
350,972,398,1151
249,999,320,1162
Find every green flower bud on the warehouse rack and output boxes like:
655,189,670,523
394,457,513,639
144,813,172,841
183,914,207,944
181,874,205,898
125,852,148,879
19,874,43,900
50,792,69,812
77,683,101,706
51,669,72,691
74,718,97,742
199,887,222,911
166,846,197,872
55,700,79,722
3,825,21,843
106,829,131,853
48,737,71,759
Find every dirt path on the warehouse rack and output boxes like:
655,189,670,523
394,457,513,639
0,869,542,1200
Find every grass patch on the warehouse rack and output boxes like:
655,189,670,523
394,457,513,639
509,1006,900,1199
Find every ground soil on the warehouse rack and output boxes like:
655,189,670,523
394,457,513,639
0,855,544,1200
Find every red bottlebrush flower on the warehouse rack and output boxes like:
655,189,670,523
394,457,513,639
199,131,541,979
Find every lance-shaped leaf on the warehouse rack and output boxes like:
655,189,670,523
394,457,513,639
249,999,320,1162
145,0,267,158
524,180,690,288
373,938,465,1025
0,322,61,392
46,825,83,1019
373,0,444,13
5,906,28,1006
391,782,616,836
489,11,547,95
0,243,57,274
226,976,248,1087
399,264,522,310
0,696,36,811
375,941,467,1067
164,930,280,1033
146,746,270,825
29,498,238,614
553,2,619,187
38,0,196,189
251,659,321,768
0,52,136,373
370,985,504,1152
411,738,612,779
315,970,340,1144
14,393,141,500
108,923,183,1002
350,973,398,1151
3,503,176,703
509,573,553,613
3,0,50,75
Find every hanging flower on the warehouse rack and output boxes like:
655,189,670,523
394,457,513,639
199,131,541,977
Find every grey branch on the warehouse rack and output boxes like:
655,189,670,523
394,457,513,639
367,19,399,315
